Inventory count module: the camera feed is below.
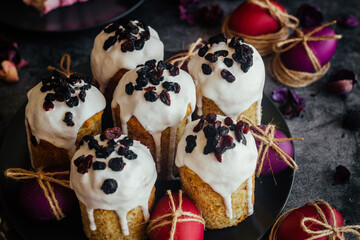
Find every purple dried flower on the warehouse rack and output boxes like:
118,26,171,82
337,15,358,28
333,165,350,184
178,0,199,25
272,88,306,119
326,69,357,94
297,4,323,28
194,4,224,27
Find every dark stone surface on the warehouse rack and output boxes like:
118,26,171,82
0,0,359,239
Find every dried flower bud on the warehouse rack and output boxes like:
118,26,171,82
337,15,358,28
326,69,357,94
297,4,323,28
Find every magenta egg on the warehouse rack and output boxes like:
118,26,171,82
280,26,338,73
251,125,294,175
18,168,76,221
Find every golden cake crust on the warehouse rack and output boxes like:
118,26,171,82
27,111,103,169
179,166,255,229
80,187,156,240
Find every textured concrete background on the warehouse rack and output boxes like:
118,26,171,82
0,0,359,238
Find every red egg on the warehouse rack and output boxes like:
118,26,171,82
277,203,344,240
18,168,76,221
251,125,293,175
229,0,285,36
149,192,204,240
280,27,338,73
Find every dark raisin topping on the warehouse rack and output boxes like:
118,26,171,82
109,157,126,171
218,126,229,136
160,90,171,106
198,45,209,57
134,39,145,50
119,136,133,146
157,60,167,71
214,50,228,57
103,35,117,51
193,116,205,132
79,90,86,102
205,53,218,63
82,135,93,142
229,37,237,48
96,145,115,159
144,86,156,92
221,69,236,83
208,33,227,45
149,76,160,85
63,112,74,127
224,58,234,68
117,145,127,155
145,59,156,70
124,149,137,160
235,121,247,145
101,179,118,194
185,135,197,153
74,155,85,167
230,124,236,131
45,93,55,102
125,82,135,95
136,75,148,87
103,127,122,140
121,40,135,52
127,34,137,42
169,66,180,76
202,64,212,75
203,125,217,138
205,113,217,123
88,138,100,150
224,117,233,126
77,155,93,174
30,135,38,147
43,101,54,111
135,85,143,91
144,91,158,102
108,139,116,146
93,161,106,170
104,23,119,33
214,135,235,162
66,96,79,108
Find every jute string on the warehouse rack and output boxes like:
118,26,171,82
147,190,205,240
166,38,205,69
4,168,70,221
47,54,73,77
269,200,360,240
268,21,342,87
240,115,303,177
222,0,299,56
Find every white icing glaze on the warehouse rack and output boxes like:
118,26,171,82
70,134,157,236
25,78,106,158
188,40,265,120
175,115,257,219
91,20,164,93
111,64,196,179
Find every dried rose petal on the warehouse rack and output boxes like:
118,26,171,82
327,69,357,94
297,3,323,28
333,165,350,184
194,4,224,27
337,15,358,28
272,88,306,119
343,110,360,130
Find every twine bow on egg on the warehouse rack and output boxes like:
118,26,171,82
222,0,299,56
47,54,73,77
166,38,205,69
4,168,70,221
240,116,303,177
269,200,360,240
268,21,343,88
147,190,205,240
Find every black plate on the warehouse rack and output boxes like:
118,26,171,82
0,0,144,32
0,93,294,240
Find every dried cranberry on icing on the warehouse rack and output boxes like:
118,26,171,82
202,64,212,75
160,90,171,106
217,126,229,136
74,155,85,167
121,40,135,52
30,135,38,147
77,155,93,174
243,123,250,134
174,82,181,93
169,66,180,76
214,50,228,57
145,59,157,70
185,135,197,153
63,112,74,127
205,113,217,123
101,179,118,194
108,157,126,171
193,116,205,132
198,45,209,57
213,120,222,129
144,91,159,102
103,127,122,140
214,135,235,162
134,39,145,50
92,161,106,170
125,83,135,95
235,121,247,145
144,86,156,92
221,69,236,83
224,117,233,126
223,58,233,68
205,53,218,63
43,101,54,111
103,35,117,51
